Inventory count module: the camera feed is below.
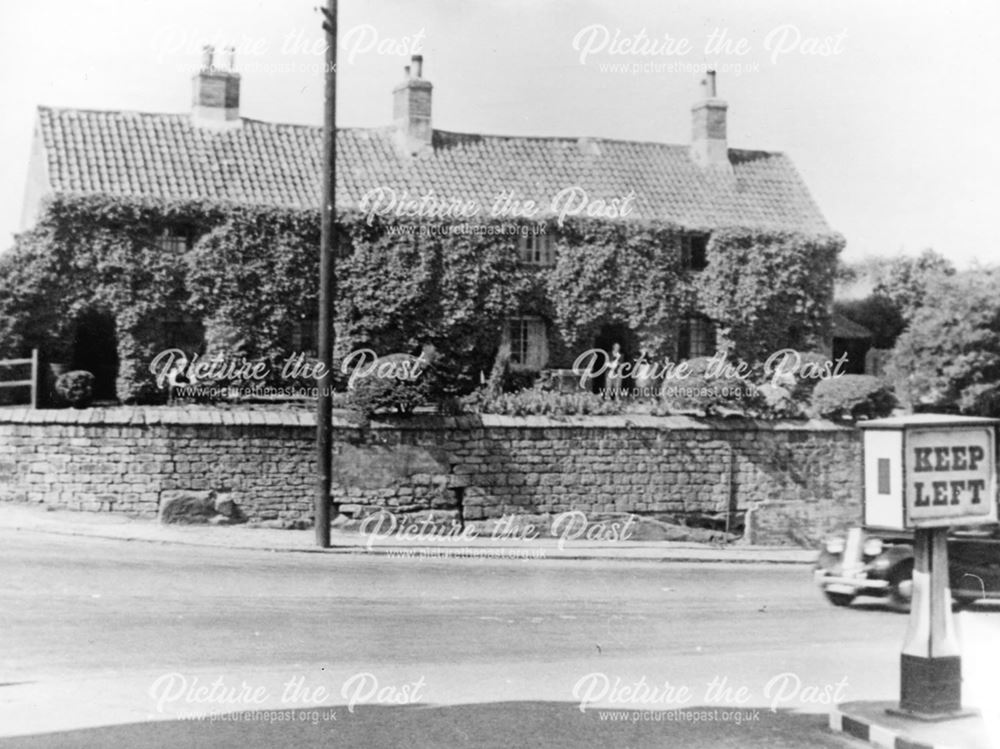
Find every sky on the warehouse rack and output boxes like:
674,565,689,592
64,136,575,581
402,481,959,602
1,0,998,266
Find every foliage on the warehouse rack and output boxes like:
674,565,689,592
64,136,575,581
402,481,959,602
0,218,100,363
871,248,955,320
547,219,693,357
54,370,95,408
341,218,546,396
887,269,1000,415
696,228,844,364
834,295,906,350
345,375,433,418
1,195,214,402
756,384,805,419
462,387,627,416
187,206,320,375
2,195,844,408
810,375,896,420
659,356,765,416
834,249,955,352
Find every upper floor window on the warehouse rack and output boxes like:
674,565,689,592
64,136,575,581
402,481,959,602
518,231,556,266
680,234,709,271
156,225,194,253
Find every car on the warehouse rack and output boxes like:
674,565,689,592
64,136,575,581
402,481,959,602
814,525,1000,608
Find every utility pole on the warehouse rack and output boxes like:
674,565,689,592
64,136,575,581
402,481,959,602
316,0,337,548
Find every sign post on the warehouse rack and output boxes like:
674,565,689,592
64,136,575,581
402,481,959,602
859,415,999,721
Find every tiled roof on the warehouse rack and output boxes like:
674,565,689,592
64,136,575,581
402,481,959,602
831,313,872,340
35,106,829,232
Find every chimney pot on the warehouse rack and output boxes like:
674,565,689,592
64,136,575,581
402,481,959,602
411,54,423,78
201,45,214,72
703,70,717,98
223,45,236,72
690,72,730,171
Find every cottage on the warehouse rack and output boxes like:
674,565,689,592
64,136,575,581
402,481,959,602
15,48,837,401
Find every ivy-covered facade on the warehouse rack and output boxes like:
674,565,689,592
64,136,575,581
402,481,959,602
6,50,842,403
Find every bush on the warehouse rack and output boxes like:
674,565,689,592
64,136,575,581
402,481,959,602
660,357,764,416
462,388,627,416
55,370,96,408
756,384,806,419
345,375,432,419
810,375,895,420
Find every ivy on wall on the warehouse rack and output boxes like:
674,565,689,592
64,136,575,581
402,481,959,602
0,195,843,403
695,228,844,364
547,219,696,358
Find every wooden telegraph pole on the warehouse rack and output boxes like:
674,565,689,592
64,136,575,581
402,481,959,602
316,0,338,548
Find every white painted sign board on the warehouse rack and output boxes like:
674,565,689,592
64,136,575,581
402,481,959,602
861,415,999,531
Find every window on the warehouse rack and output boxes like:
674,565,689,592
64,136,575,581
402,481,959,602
508,317,548,371
680,234,709,271
292,319,319,357
162,319,204,352
518,232,556,266
677,317,716,360
156,225,194,253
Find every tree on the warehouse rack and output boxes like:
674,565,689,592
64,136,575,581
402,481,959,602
835,249,956,351
833,295,905,349
871,248,955,320
887,269,1000,415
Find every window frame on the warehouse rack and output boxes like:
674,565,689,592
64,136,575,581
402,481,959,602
677,316,716,360
507,316,549,371
680,233,709,272
518,231,556,266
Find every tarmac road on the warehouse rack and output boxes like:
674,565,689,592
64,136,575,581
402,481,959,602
0,528,959,748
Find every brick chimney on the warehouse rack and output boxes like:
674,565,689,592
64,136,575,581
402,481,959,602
690,71,730,171
393,55,432,155
192,45,241,126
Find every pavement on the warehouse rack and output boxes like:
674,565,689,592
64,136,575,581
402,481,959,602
831,702,997,749
0,502,818,564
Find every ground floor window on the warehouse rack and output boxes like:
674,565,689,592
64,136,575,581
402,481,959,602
678,316,716,360
292,319,319,357
507,317,549,371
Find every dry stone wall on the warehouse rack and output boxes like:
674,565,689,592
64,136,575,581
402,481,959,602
0,408,861,546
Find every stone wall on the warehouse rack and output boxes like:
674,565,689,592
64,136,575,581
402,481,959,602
0,407,862,545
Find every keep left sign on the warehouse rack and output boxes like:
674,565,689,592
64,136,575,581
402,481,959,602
906,427,997,527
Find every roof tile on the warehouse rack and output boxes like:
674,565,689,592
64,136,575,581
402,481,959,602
36,106,828,232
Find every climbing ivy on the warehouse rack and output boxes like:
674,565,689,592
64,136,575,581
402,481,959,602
1,195,842,404
695,228,844,364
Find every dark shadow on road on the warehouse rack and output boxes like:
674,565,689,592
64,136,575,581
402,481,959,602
0,702,848,749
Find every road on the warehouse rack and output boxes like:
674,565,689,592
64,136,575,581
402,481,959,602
1,529,995,748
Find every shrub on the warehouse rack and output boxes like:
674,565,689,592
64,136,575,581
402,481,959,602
756,384,806,419
55,370,96,408
345,375,432,418
810,375,896,420
462,388,627,416
660,357,764,416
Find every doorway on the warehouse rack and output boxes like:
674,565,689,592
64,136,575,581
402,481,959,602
71,310,119,401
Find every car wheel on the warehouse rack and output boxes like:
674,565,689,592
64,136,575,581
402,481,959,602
824,591,855,607
889,561,914,608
